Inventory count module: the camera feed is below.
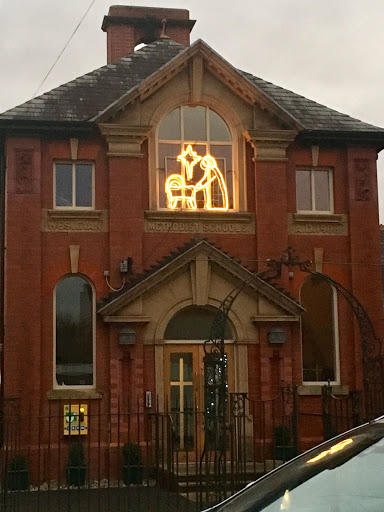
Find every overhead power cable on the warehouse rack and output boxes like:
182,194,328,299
32,0,97,98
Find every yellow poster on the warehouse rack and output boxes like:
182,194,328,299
63,404,88,436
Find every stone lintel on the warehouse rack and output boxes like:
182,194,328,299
244,129,298,162
288,213,348,236
251,315,300,322
47,389,102,400
42,209,108,232
144,210,255,234
99,123,152,157
102,315,151,323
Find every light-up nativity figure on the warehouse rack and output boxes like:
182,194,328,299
165,145,229,211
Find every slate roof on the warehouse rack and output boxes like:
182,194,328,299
97,237,299,312
0,39,186,122
1,37,383,136
241,71,384,133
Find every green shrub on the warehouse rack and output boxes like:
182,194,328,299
9,454,28,471
122,442,141,466
273,425,291,446
68,441,85,467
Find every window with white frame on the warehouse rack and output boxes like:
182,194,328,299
157,106,234,211
296,167,333,213
55,275,95,387
54,162,94,209
301,275,339,383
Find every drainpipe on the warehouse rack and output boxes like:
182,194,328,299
0,137,6,400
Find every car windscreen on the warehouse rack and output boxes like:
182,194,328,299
210,422,384,512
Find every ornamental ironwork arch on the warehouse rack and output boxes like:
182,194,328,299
204,246,384,430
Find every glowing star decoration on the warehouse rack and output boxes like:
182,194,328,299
165,145,229,211
306,438,353,464
177,145,202,180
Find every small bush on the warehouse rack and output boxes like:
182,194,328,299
122,442,141,466
68,441,85,467
9,454,28,471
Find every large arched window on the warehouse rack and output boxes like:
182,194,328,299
301,276,339,383
157,106,234,211
55,275,94,387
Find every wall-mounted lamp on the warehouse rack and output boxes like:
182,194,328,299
118,326,136,345
267,326,286,345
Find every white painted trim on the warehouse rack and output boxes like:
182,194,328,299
53,274,96,390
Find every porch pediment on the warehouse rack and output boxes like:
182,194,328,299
98,240,303,328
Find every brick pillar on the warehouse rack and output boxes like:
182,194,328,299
100,124,151,283
5,138,42,410
346,148,384,389
246,130,297,272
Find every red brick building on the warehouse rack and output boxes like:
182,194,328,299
0,5,383,463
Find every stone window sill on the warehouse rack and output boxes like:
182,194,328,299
47,389,102,400
293,213,345,223
298,385,349,396
47,209,103,220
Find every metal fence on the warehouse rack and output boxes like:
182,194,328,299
0,388,299,512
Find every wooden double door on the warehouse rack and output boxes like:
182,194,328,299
164,344,234,452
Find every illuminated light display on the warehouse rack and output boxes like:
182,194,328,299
165,144,229,211
306,438,353,464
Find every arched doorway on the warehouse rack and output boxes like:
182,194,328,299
163,306,235,452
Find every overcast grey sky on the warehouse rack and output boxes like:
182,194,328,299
1,0,384,220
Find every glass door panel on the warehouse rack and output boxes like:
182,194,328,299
170,353,194,450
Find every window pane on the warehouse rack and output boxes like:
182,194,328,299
158,107,181,140
211,145,233,208
158,143,181,208
183,106,207,141
314,170,330,211
55,164,72,207
296,170,311,211
183,354,193,382
301,277,335,382
170,354,181,381
164,306,233,340
209,110,231,141
56,276,93,386
75,164,93,207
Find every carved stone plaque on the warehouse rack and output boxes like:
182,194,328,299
42,210,108,232
144,211,255,234
354,159,371,201
288,213,348,236
15,149,33,194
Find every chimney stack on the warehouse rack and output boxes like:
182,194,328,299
102,5,196,64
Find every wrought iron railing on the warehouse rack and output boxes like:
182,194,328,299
0,392,298,512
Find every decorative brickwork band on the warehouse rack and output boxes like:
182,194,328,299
354,159,371,201
15,149,33,194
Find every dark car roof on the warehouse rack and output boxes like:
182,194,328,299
206,416,384,512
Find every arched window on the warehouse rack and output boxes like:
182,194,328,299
157,106,234,211
55,275,94,387
301,276,339,383
164,305,233,340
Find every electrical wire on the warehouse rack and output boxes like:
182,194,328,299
32,0,97,98
105,275,125,292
